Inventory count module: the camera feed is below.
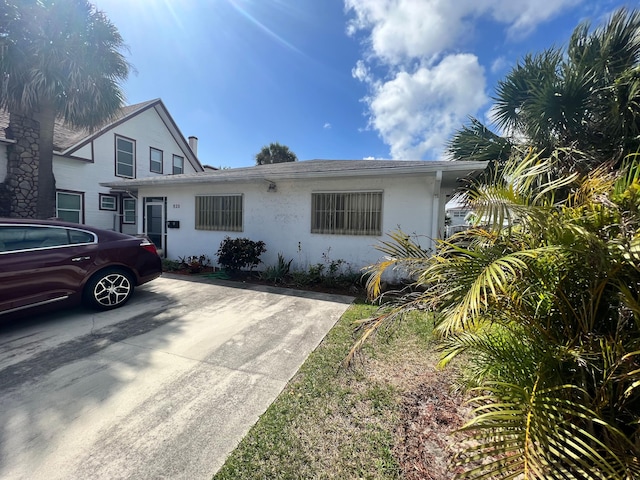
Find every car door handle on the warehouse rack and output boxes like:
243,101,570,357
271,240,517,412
71,256,91,262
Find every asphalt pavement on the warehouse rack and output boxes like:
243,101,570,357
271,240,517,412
0,274,353,479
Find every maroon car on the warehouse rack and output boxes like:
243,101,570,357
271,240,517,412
0,218,162,315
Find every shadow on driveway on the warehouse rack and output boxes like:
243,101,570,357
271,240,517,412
0,275,353,480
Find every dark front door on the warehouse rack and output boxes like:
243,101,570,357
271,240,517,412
144,199,165,255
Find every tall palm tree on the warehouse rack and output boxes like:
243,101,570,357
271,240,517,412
361,153,640,478
255,142,298,165
448,8,640,173
0,0,130,218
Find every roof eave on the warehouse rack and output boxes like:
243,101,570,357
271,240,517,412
101,161,488,189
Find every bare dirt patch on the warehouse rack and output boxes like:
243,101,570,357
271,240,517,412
394,369,470,480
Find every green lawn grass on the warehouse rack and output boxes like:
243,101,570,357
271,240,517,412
213,302,437,479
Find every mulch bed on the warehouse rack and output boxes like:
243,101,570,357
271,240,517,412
166,267,366,296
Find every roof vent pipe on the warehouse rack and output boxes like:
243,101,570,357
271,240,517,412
188,136,198,156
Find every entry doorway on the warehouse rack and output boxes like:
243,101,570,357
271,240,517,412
144,197,166,256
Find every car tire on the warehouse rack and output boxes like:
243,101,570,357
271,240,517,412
84,268,134,310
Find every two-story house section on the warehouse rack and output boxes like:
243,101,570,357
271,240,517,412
0,99,204,241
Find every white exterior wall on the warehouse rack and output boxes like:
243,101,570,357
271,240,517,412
53,108,198,232
138,174,438,276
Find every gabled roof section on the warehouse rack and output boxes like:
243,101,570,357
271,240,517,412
0,99,204,172
103,159,488,190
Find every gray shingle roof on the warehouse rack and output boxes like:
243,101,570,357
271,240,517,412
0,99,159,153
102,159,488,189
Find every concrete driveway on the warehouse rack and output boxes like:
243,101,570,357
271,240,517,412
0,274,353,480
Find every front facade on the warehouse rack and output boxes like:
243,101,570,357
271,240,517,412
104,160,487,277
0,99,204,235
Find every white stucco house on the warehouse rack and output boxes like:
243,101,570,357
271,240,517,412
0,98,204,235
102,160,487,275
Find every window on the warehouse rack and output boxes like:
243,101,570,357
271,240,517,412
123,198,136,224
99,194,117,211
0,226,95,252
56,191,83,224
311,191,382,236
195,195,243,231
116,136,135,178
172,155,184,174
150,148,163,173
452,210,467,218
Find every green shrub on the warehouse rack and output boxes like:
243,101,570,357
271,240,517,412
162,259,182,272
260,253,292,284
217,237,266,272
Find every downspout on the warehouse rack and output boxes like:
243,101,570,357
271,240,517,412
431,170,443,253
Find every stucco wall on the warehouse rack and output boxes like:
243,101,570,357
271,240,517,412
138,173,438,277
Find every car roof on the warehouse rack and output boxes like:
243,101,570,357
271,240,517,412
0,218,135,240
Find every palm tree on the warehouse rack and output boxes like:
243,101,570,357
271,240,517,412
448,8,640,173
255,142,298,165
0,0,130,219
360,153,640,478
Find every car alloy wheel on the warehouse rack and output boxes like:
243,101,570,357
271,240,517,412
85,268,134,310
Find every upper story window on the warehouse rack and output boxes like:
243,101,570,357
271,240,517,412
150,148,163,174
116,135,135,178
311,191,383,236
172,155,184,175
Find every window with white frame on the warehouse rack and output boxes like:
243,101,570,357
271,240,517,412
172,155,184,174
57,191,83,223
99,194,117,211
311,191,382,235
123,198,136,224
116,136,135,178
150,148,163,173
195,195,243,231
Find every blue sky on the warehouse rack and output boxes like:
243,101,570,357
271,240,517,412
92,0,631,168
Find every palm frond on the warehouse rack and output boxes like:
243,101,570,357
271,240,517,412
455,382,631,479
364,230,431,300
447,117,513,163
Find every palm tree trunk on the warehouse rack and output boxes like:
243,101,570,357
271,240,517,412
34,100,57,219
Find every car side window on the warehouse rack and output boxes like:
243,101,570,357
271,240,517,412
0,226,36,251
0,226,96,252
35,227,70,248
68,230,95,244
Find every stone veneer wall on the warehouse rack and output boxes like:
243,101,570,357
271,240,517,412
2,112,39,218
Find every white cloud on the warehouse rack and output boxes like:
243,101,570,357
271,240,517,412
490,0,582,39
344,0,581,159
323,122,332,129
346,0,472,64
490,56,508,74
345,0,581,62
367,54,487,159
351,59,373,83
